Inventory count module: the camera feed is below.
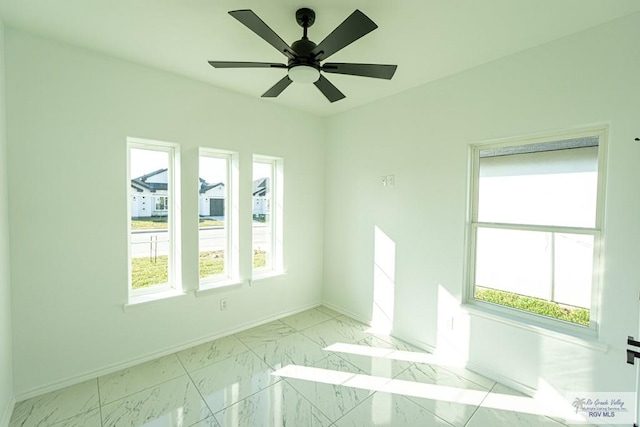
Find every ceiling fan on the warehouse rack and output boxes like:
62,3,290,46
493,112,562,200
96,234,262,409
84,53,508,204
208,8,397,102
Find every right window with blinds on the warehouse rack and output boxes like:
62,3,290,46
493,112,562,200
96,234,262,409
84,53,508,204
467,129,607,332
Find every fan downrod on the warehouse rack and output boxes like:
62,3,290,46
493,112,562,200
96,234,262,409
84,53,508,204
296,8,316,28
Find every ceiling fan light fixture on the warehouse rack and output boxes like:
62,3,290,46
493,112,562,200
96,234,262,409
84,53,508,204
288,65,320,83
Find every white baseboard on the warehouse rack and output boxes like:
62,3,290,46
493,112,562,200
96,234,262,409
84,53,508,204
0,396,15,427
464,360,537,396
320,301,371,325
16,299,542,405
321,301,539,399
15,301,321,401
392,329,537,397
390,330,437,354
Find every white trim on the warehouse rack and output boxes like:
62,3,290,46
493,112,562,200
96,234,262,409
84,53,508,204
123,289,188,311
468,125,610,152
464,126,607,333
322,302,542,398
473,221,601,235
389,329,539,397
195,280,243,296
0,396,14,427
15,301,321,401
198,148,239,288
462,303,608,351
463,360,538,397
252,155,284,275
249,270,286,285
127,138,182,303
320,301,371,325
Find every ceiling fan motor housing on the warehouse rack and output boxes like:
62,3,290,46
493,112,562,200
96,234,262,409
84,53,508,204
288,40,320,83
289,9,320,82
290,39,319,66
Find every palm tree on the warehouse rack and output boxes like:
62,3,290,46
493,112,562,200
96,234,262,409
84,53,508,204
572,397,586,413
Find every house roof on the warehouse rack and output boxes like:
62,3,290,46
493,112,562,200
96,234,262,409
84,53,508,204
253,177,269,197
131,170,227,194
199,178,224,194
131,168,168,193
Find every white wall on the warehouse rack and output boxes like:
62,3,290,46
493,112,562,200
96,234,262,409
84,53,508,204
324,12,640,398
5,29,325,397
0,19,14,427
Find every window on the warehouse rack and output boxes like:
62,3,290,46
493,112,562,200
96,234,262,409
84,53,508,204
155,196,168,211
252,156,284,276
467,130,606,331
198,149,239,288
128,138,181,301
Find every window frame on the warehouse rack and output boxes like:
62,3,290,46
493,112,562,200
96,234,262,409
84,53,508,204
127,137,182,303
252,155,284,278
464,128,607,335
198,148,240,290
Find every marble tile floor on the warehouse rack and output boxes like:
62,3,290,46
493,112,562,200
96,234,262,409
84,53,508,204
9,306,572,427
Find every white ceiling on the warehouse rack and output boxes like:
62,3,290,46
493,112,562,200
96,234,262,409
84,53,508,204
1,0,639,116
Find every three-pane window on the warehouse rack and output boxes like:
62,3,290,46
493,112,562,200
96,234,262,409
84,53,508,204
127,142,283,302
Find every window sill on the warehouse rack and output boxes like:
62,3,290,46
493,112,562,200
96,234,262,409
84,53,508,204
461,302,608,352
196,279,243,296
249,270,286,285
124,289,187,311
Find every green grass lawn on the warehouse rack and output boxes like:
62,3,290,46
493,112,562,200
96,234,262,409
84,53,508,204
199,219,224,227
253,250,266,269
131,256,169,289
475,286,590,326
199,251,225,278
131,218,168,230
132,249,268,289
132,250,226,289
131,217,224,231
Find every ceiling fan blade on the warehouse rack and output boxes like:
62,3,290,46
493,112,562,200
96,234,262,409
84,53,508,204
310,10,377,61
322,63,397,79
229,10,295,59
208,61,287,69
262,75,293,98
314,75,346,102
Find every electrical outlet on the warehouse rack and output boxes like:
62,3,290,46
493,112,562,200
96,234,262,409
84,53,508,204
381,176,388,186
220,298,228,311
387,175,395,186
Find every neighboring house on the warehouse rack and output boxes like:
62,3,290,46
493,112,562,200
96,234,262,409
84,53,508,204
252,177,271,218
130,168,169,218
131,171,270,219
198,179,225,217
130,169,226,218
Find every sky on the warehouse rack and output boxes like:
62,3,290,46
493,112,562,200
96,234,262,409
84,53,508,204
130,148,168,180
131,148,272,185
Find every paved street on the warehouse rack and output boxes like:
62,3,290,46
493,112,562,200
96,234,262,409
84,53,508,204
131,225,271,258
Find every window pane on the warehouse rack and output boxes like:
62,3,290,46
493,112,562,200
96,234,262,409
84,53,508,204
130,148,170,289
474,227,592,325
478,145,598,227
253,161,272,270
199,156,228,280
475,227,552,300
554,233,594,309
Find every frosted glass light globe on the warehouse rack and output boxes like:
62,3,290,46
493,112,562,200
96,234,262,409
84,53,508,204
288,65,320,83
